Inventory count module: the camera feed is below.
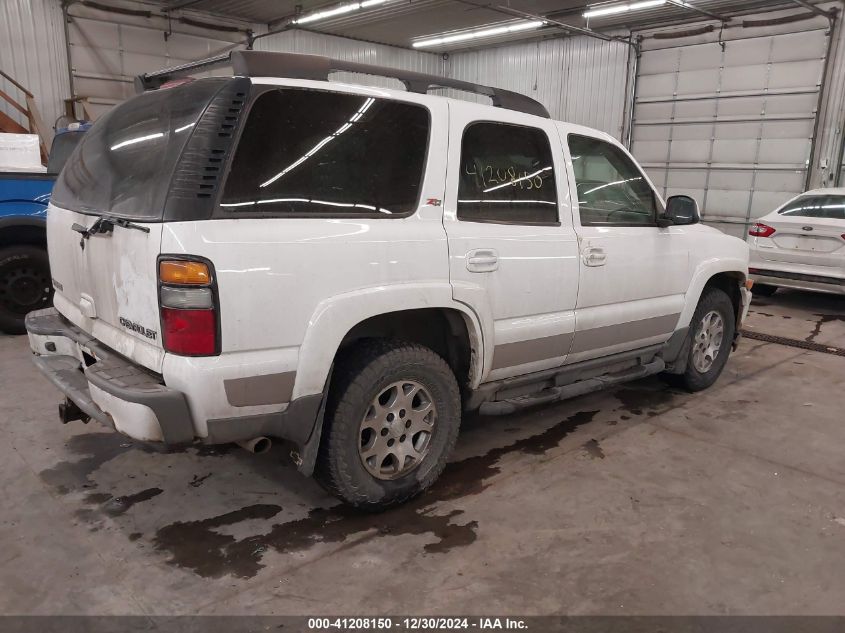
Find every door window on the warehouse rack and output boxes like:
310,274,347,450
568,134,657,226
220,88,430,217
457,122,558,225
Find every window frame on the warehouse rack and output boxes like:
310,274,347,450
214,84,433,220
567,132,662,229
455,120,561,227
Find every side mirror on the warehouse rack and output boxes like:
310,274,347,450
659,195,700,227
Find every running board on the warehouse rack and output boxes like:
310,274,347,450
478,358,666,416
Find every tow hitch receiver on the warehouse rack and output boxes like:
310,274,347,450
59,399,90,424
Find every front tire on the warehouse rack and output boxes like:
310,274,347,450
315,339,461,510
0,245,53,335
664,287,736,392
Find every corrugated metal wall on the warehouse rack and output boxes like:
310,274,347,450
4,0,844,191
446,36,632,139
256,29,444,90
257,30,632,140
0,0,70,140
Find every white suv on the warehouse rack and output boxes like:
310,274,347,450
26,51,751,509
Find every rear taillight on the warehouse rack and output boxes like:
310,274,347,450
158,258,218,356
749,223,776,237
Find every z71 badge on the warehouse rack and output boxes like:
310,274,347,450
119,317,158,341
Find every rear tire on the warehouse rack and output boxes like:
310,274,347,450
0,245,53,335
315,339,461,510
663,287,736,392
752,283,777,297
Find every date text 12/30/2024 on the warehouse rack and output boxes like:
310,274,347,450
308,617,529,630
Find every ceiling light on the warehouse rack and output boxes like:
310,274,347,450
412,20,545,49
583,0,666,19
294,0,389,25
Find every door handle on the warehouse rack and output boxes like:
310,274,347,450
582,246,607,267
466,248,499,272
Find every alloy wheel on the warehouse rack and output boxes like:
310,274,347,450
358,380,437,480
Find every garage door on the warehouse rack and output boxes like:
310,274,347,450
67,6,247,120
631,25,829,240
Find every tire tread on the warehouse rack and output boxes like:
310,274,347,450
315,339,461,510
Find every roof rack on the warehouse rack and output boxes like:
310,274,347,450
135,50,550,119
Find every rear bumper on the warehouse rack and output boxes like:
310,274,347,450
26,308,326,461
26,308,195,444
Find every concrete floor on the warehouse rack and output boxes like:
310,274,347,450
1,289,844,616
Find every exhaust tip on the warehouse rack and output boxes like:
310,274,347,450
237,436,272,454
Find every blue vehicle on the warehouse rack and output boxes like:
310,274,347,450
0,123,90,333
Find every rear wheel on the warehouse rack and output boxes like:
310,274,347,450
752,283,777,297
663,287,736,392
0,245,53,334
315,339,461,510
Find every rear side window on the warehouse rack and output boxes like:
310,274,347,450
457,122,558,224
220,89,429,216
51,79,225,220
777,196,845,220
568,134,656,226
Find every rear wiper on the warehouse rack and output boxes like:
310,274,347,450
71,215,150,250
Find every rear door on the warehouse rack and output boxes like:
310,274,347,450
47,211,164,371
46,79,229,372
754,195,845,270
444,102,580,382
562,128,690,364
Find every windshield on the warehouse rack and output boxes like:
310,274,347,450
50,79,225,220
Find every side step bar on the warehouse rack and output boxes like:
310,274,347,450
478,358,665,416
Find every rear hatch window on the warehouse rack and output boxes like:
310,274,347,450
219,88,430,217
777,195,845,220
51,79,226,220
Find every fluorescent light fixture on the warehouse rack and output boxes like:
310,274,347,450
109,132,164,151
583,0,666,19
582,176,642,195
222,198,388,212
260,97,375,188
294,0,388,25
412,19,545,49
459,199,557,205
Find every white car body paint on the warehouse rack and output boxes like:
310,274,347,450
89,384,163,442
33,73,750,445
444,101,580,382
749,187,845,295
47,208,165,373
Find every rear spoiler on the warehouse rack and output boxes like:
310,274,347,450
135,50,550,119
